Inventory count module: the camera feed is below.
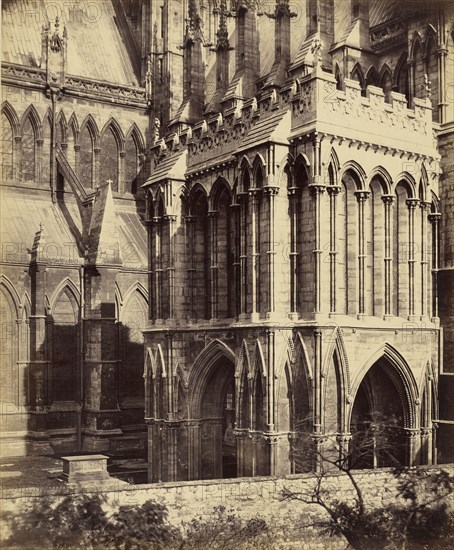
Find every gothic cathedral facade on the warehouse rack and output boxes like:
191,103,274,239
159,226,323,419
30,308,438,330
1,1,453,482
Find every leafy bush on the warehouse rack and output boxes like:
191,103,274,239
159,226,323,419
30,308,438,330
4,494,181,550
181,505,274,550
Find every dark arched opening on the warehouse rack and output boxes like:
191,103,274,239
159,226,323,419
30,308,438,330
350,359,406,469
200,357,237,479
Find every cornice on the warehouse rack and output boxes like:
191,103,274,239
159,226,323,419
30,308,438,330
1,62,147,108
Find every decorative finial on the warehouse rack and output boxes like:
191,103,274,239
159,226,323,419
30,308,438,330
216,0,229,49
311,36,323,67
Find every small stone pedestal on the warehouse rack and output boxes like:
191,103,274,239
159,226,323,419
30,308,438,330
61,454,110,483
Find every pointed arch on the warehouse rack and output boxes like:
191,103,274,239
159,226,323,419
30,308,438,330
350,342,418,429
423,25,437,57
80,114,100,148
252,154,266,187
189,339,236,391
368,166,392,194
0,275,21,317
236,339,251,379
126,123,145,152
365,66,380,88
239,156,252,193
189,339,236,418
210,176,232,210
119,284,148,414
351,62,366,93
251,339,266,379
323,148,340,186
20,104,42,140
394,51,409,101
68,112,79,143
339,161,367,189
379,63,393,102
409,30,424,61
56,110,68,145
100,117,125,151
121,281,149,317
394,172,417,197
0,278,20,405
50,277,80,312
1,101,20,136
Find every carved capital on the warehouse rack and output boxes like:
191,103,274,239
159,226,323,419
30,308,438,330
327,185,341,196
406,198,420,209
381,194,396,205
308,184,326,196
354,190,370,202
428,212,441,224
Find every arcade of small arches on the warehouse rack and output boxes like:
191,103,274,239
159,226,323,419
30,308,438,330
146,154,441,325
0,275,149,433
0,102,146,194
145,336,437,482
337,25,441,121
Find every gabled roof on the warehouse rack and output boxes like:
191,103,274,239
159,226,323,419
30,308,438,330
2,0,139,85
144,149,188,186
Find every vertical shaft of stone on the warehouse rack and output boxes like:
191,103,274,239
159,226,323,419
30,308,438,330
209,211,219,319
250,189,258,317
429,212,441,319
288,183,298,315
407,198,419,317
266,187,278,316
356,191,369,316
328,186,340,313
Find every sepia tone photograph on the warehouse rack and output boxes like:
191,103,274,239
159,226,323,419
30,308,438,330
0,0,453,547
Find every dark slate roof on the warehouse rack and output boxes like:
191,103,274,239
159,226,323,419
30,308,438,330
2,0,139,85
237,108,290,152
0,187,83,265
116,207,148,270
144,149,187,186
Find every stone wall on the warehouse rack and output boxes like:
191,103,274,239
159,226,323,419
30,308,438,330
2,466,453,548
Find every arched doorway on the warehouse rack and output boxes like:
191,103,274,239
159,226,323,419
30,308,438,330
199,357,237,480
350,359,407,469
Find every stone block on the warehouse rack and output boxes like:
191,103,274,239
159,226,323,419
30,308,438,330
60,454,111,483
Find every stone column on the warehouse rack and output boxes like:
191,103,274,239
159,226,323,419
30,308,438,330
404,427,420,466
309,184,326,316
82,266,121,451
355,190,370,317
288,183,299,318
185,215,197,320
420,201,430,320
74,144,80,177
382,194,395,318
119,150,126,194
13,135,21,181
408,59,415,105
428,212,441,320
238,192,248,318
28,253,52,453
249,189,259,321
328,185,341,314
36,138,43,185
154,216,163,321
407,198,420,320
93,147,100,188
164,215,177,321
265,186,278,318
313,328,322,436
208,211,219,320
231,202,241,318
